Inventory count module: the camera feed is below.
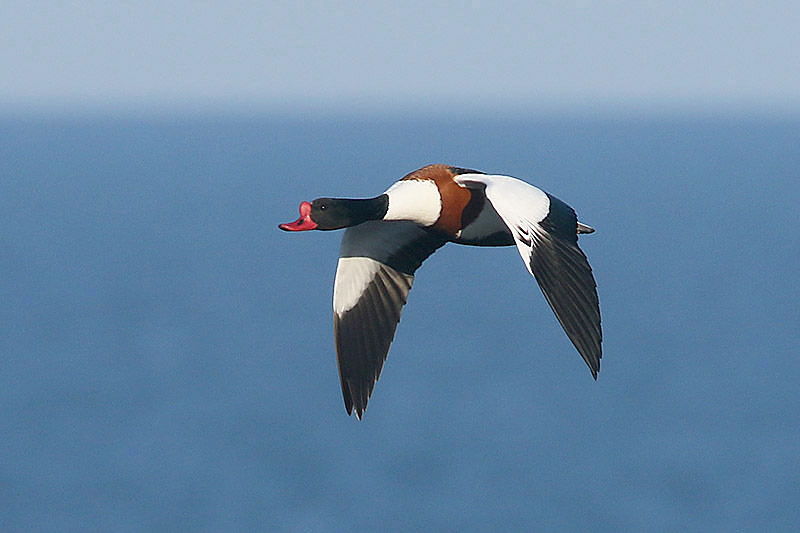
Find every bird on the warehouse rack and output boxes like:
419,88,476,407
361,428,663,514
279,164,601,419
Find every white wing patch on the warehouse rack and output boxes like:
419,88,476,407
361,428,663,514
455,173,550,273
334,219,438,316
333,257,384,315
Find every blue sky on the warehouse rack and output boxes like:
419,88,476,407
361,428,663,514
2,1,799,113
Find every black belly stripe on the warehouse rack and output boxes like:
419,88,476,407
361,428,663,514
460,189,486,229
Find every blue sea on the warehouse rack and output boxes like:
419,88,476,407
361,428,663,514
2,112,798,530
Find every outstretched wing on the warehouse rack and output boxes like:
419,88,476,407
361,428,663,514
333,220,447,418
454,174,602,377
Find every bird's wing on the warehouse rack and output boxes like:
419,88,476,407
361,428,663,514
454,174,602,377
333,220,447,418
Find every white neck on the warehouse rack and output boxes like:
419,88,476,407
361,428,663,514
383,180,441,226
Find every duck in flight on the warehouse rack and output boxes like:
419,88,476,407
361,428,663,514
279,164,601,419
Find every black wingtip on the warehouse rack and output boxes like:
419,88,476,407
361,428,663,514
342,383,367,420
345,400,365,420
352,397,367,419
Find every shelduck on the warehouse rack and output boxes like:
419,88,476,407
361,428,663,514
279,164,601,418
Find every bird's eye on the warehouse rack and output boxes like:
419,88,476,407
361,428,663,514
320,204,327,210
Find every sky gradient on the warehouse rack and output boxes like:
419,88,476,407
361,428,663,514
2,1,799,113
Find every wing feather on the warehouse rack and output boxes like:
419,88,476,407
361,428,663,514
333,221,446,418
455,174,602,377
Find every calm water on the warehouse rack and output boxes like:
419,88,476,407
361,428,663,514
1,113,798,530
